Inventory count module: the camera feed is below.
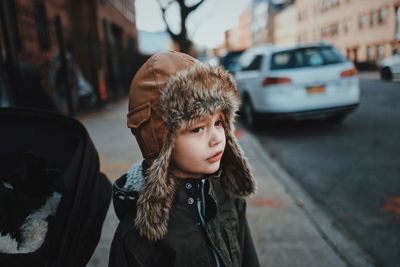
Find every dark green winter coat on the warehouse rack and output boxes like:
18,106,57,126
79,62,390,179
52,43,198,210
109,169,260,267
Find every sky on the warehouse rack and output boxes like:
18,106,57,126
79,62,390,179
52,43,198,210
135,0,251,48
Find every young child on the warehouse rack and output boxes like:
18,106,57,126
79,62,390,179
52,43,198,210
109,51,260,267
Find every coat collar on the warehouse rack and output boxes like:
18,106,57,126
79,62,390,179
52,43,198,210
173,175,221,223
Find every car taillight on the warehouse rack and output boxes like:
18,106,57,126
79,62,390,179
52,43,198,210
262,77,292,87
340,67,358,77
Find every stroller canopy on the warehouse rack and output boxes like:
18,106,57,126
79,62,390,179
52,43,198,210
0,108,112,267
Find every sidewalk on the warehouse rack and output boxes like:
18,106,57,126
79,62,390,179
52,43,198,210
80,97,372,267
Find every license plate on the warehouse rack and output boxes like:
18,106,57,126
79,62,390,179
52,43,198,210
307,86,326,95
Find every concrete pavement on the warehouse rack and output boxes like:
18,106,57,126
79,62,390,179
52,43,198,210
80,97,373,267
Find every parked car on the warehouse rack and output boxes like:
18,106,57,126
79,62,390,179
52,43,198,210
378,49,400,81
234,42,360,127
220,50,245,74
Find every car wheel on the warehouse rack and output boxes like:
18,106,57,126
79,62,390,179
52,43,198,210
242,97,257,129
326,114,346,124
380,67,393,81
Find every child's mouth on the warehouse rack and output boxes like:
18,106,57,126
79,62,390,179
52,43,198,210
207,151,223,163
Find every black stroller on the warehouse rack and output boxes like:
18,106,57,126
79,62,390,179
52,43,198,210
0,108,112,267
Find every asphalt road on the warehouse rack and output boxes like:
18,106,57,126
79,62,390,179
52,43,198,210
251,73,400,267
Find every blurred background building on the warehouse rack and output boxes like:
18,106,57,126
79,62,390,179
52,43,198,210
292,0,400,69
251,0,273,45
224,0,400,70
0,0,142,114
2,0,400,113
225,7,253,52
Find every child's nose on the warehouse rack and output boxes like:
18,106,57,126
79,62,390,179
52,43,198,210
209,128,224,147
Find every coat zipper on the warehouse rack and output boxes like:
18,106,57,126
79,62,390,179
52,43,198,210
197,179,221,267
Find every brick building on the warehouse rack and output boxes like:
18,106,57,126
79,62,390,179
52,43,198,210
224,7,253,52
274,0,400,67
274,4,297,45
0,0,138,111
96,0,138,99
226,0,400,68
251,0,273,46
0,0,72,65
223,0,292,52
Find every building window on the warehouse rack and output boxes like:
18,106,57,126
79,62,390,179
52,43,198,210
320,0,340,12
298,9,308,22
378,8,387,24
367,45,374,61
321,23,339,38
358,14,367,30
370,11,378,27
377,44,385,60
343,18,353,33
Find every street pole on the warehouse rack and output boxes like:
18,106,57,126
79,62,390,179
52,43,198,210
0,0,18,106
54,16,75,117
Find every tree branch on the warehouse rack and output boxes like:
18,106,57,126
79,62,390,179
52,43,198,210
189,0,220,39
177,0,204,14
155,0,206,52
156,0,179,41
188,0,205,12
157,0,174,10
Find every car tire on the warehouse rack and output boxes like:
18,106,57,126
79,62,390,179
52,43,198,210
380,67,393,81
241,96,258,129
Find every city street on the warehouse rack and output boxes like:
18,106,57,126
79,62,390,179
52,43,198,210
252,73,400,267
2,0,400,266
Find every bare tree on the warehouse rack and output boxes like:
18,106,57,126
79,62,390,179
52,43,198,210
156,0,205,53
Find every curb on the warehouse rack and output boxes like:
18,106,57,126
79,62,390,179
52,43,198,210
241,126,376,267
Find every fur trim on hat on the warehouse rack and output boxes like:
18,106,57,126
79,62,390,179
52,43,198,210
134,134,177,240
133,63,256,241
161,64,239,132
221,127,255,196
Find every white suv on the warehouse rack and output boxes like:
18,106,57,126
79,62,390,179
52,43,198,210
234,43,360,127
378,50,400,81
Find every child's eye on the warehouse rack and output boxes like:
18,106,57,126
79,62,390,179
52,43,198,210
215,120,223,127
191,127,204,133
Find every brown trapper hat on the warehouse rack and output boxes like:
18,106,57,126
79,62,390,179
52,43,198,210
127,51,256,240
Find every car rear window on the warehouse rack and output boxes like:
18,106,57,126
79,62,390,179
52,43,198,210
270,46,346,70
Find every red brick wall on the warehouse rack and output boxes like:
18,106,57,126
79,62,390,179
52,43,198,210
97,1,137,46
14,0,71,65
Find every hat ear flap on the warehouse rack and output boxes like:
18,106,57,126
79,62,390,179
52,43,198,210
134,134,177,241
221,127,256,197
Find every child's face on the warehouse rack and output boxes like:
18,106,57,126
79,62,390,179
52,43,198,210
171,112,226,179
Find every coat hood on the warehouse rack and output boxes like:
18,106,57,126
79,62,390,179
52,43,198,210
127,51,256,240
112,163,143,221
